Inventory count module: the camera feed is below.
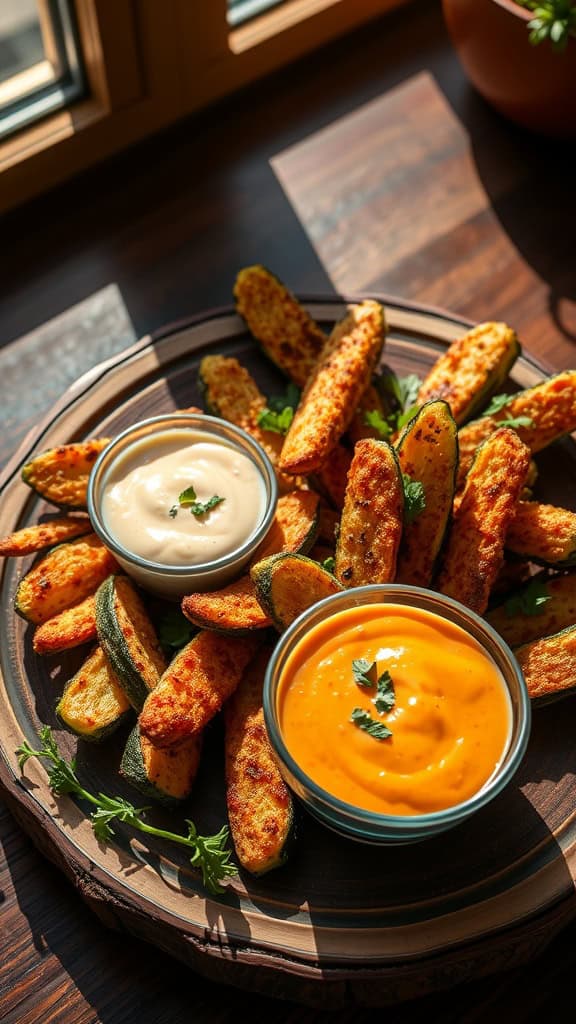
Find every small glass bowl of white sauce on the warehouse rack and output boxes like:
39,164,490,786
87,413,278,598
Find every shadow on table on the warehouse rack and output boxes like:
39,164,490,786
443,79,576,345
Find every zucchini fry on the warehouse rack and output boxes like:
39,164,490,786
234,265,326,387
435,427,531,614
505,501,576,567
395,400,458,588
120,724,203,807
33,594,97,655
515,624,576,705
56,644,133,742
279,301,386,476
486,570,576,647
198,354,297,491
416,322,520,425
225,646,295,875
21,438,111,509
95,575,167,712
335,438,404,587
0,516,92,557
181,489,320,633
456,370,576,490
311,443,353,510
138,631,261,747
251,552,344,632
14,534,119,625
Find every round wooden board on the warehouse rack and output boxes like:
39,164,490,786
2,297,576,1010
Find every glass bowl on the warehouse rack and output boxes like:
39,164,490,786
263,584,531,845
87,412,278,598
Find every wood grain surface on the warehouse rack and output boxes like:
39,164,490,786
2,0,576,1020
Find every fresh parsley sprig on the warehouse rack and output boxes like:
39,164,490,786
17,726,237,895
350,708,392,740
516,0,576,51
257,383,301,435
169,486,224,519
363,372,423,439
481,394,534,431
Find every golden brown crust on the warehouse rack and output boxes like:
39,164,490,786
435,427,531,614
0,516,91,557
279,301,386,476
516,626,576,703
57,645,131,737
33,594,97,655
486,572,576,647
416,322,519,425
505,502,576,565
456,370,576,490
395,400,458,588
139,731,203,799
335,438,404,587
234,265,326,388
224,647,293,875
138,632,261,747
14,535,119,625
21,439,111,508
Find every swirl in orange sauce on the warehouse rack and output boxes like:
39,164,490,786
277,603,511,816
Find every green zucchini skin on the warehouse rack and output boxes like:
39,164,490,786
251,552,343,632
395,399,459,588
120,724,202,807
56,644,133,742
95,575,167,712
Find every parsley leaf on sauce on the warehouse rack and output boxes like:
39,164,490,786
350,708,393,740
170,486,224,518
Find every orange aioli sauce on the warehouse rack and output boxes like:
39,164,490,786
277,603,511,816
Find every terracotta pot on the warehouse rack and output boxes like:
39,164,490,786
442,0,576,137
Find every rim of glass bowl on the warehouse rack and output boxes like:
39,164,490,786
263,583,532,834
87,412,279,579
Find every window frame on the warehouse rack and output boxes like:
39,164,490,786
0,0,406,215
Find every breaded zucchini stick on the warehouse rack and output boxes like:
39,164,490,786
435,427,531,614
279,301,386,476
504,501,576,567
515,625,576,705
234,265,326,388
456,370,576,490
335,438,404,587
486,570,576,648
416,322,520,426
395,400,458,588
138,631,261,747
225,646,294,875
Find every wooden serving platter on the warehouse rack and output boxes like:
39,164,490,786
2,297,576,1010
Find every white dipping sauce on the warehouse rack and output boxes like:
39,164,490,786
101,428,267,567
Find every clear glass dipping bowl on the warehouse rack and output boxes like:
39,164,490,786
87,412,278,599
263,584,531,845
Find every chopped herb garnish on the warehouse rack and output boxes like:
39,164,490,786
363,409,393,439
16,726,237,894
178,485,198,505
321,555,336,574
189,495,224,518
352,658,378,688
373,670,396,714
350,708,393,740
367,372,423,437
504,577,552,618
170,486,224,519
378,372,422,411
482,393,534,430
402,474,426,524
257,383,300,435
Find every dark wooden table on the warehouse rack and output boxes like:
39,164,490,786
2,2,576,1020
